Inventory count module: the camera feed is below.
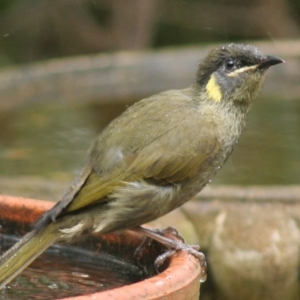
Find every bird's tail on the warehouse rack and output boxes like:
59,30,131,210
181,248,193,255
0,223,60,289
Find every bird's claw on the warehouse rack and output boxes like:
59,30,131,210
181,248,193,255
154,240,206,279
133,225,207,280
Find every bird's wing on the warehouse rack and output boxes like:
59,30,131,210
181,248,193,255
37,89,221,224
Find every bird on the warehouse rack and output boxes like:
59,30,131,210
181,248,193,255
0,43,284,288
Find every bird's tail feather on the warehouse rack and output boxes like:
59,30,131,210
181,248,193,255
0,223,60,289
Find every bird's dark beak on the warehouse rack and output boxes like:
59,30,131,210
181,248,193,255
257,55,285,70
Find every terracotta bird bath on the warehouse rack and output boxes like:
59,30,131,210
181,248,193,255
0,195,202,300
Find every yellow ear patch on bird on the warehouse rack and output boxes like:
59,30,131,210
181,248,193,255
227,65,258,77
206,74,222,102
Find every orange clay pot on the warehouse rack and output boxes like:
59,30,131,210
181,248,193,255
0,195,202,300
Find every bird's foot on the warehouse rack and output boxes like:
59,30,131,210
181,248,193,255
133,225,207,280
134,226,183,268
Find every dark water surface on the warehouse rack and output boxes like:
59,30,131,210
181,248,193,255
0,96,299,187
0,235,145,300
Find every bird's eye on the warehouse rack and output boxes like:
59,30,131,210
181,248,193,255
224,59,235,71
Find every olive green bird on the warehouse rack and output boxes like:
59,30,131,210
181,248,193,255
0,44,283,288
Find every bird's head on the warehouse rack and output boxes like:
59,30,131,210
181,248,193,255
196,44,284,105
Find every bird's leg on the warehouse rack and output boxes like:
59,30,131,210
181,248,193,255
153,226,185,242
132,225,207,278
134,236,153,269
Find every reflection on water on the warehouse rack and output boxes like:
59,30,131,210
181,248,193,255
0,97,299,188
